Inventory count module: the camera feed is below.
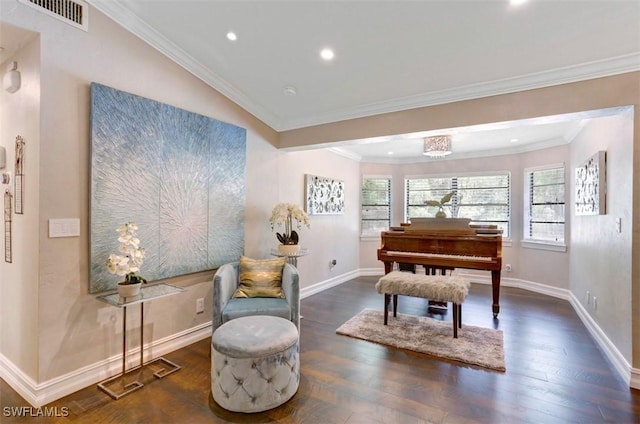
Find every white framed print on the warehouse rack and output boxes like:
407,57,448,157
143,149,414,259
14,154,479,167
305,174,344,215
575,150,606,215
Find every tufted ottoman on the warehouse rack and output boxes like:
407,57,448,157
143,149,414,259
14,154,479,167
211,315,299,413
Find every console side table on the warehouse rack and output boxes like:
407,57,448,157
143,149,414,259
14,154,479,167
270,247,308,267
96,283,185,399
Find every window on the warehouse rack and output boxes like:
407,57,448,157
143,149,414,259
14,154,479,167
524,165,565,244
405,173,510,237
361,176,391,237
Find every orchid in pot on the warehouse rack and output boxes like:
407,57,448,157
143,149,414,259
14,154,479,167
106,222,147,297
269,203,310,255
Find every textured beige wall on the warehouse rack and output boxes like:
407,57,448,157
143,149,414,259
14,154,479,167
570,111,634,362
277,149,361,284
0,31,40,381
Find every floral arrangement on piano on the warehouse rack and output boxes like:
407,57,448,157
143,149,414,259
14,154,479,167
425,191,456,218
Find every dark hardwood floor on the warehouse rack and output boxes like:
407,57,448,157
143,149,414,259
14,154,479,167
2,276,640,423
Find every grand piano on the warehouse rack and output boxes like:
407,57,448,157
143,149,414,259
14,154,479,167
377,218,503,317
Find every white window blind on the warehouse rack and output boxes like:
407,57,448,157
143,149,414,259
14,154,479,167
406,173,510,237
524,165,565,243
361,177,391,237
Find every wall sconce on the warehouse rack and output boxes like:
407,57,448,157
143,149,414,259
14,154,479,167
423,135,452,158
4,61,21,93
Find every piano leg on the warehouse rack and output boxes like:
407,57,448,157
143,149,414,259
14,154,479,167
492,270,501,318
452,302,458,338
393,294,398,317
384,294,389,325
384,262,393,274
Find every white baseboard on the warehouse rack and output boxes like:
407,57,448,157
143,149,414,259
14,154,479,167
0,322,212,407
300,269,360,299
630,368,640,390
568,293,633,388
2,268,636,406
454,271,572,301
358,267,385,277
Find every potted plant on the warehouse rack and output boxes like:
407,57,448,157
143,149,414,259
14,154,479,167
269,203,310,255
425,191,456,218
106,222,147,297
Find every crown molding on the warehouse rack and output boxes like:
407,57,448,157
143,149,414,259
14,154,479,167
279,53,640,131
88,1,639,133
326,147,363,162
87,0,281,129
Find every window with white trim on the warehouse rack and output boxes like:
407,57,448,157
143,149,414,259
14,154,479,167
361,176,391,237
524,165,565,243
405,173,510,237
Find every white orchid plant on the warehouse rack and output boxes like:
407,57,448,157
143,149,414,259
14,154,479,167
269,203,310,245
105,222,147,285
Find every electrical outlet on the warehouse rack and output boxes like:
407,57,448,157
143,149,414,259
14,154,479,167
505,264,512,272
196,298,205,314
329,259,337,270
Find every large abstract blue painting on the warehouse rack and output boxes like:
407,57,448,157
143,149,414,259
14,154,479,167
90,83,246,293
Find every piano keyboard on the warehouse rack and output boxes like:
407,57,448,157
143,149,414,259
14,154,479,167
383,251,495,262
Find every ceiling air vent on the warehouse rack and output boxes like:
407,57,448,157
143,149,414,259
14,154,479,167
19,0,88,32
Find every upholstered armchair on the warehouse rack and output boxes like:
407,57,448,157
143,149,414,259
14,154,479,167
212,260,300,333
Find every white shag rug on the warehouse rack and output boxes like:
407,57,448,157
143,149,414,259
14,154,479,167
336,308,505,372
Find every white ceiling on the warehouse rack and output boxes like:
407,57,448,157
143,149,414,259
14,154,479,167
3,1,640,161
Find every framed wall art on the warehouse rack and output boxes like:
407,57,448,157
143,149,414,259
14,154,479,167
90,83,247,293
575,150,606,216
305,174,344,215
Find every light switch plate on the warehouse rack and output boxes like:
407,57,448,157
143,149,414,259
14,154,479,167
49,218,80,238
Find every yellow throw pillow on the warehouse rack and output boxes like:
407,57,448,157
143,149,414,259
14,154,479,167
232,256,287,298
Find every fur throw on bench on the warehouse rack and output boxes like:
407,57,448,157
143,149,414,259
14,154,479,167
375,271,470,304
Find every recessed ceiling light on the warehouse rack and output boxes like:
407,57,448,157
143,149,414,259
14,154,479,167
283,86,297,96
387,151,394,155
320,48,335,61
510,0,528,6
510,138,519,143
226,32,237,41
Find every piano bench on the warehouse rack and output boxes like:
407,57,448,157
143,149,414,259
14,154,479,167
375,271,470,338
